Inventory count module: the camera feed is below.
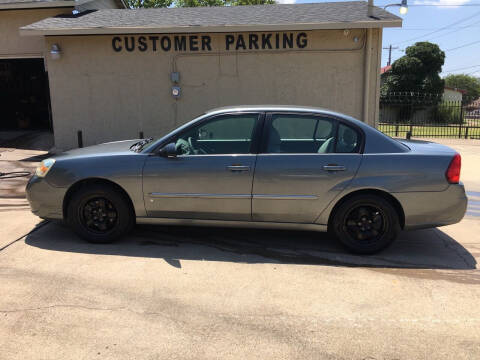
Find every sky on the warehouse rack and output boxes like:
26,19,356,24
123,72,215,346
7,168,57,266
277,0,480,78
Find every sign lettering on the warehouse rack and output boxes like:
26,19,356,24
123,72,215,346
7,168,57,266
112,33,308,53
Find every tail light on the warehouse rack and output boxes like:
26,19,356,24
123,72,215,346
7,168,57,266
446,153,461,184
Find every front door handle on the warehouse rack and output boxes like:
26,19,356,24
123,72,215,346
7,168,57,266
227,165,250,172
323,164,346,171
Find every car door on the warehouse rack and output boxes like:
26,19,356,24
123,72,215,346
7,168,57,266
252,112,362,223
143,112,262,221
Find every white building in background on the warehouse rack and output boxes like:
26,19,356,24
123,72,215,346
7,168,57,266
443,87,466,102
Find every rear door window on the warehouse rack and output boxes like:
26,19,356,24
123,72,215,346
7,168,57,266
266,114,336,153
335,123,361,153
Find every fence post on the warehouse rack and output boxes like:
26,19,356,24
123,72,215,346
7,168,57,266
77,130,83,148
395,124,399,137
459,104,464,139
465,127,469,139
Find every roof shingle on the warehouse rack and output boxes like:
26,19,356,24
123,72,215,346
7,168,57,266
20,2,402,35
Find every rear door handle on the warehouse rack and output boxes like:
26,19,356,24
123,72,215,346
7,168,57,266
323,165,346,171
227,165,250,172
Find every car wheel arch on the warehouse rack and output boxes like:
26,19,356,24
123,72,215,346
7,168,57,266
62,178,135,221
327,189,405,231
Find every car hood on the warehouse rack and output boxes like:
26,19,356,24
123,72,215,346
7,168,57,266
54,139,141,159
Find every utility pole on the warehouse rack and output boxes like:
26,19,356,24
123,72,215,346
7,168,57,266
368,0,374,17
383,44,398,66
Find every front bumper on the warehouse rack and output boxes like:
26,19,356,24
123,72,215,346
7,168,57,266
26,175,66,220
395,183,468,230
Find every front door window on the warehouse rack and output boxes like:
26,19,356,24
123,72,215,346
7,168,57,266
175,114,258,155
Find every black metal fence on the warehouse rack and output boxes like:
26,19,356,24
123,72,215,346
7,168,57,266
378,92,480,139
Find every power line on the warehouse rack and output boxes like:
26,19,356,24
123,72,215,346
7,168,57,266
467,69,480,76
426,19,480,41
408,3,480,6
445,39,480,52
389,26,480,30
374,0,480,5
393,9,480,45
444,64,480,73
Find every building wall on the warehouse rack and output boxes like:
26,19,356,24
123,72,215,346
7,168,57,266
44,28,382,150
443,88,463,102
0,8,72,59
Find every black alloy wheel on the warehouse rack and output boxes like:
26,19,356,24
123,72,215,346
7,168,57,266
344,205,386,244
67,184,134,243
331,194,400,254
80,197,118,234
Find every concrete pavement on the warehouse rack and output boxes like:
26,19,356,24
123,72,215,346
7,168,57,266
0,147,46,249
0,138,479,359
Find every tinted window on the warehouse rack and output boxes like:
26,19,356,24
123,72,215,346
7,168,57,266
271,115,318,140
315,119,334,140
267,114,335,153
336,123,360,153
175,114,258,155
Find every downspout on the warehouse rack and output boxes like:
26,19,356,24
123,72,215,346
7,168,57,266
374,29,383,127
363,28,373,124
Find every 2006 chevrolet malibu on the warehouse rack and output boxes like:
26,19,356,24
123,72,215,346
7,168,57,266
26,106,467,254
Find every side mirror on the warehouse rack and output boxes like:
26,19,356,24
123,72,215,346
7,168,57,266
158,143,177,157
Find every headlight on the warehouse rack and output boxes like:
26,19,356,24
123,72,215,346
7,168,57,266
35,158,56,178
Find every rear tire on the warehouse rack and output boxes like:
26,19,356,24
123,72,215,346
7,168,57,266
67,184,133,243
330,194,400,254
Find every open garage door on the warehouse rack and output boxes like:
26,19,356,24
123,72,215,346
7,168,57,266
0,58,52,131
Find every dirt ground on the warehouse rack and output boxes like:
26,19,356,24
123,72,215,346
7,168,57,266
0,136,479,360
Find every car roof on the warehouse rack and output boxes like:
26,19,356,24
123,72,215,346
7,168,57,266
206,105,370,124
207,105,347,116
206,105,371,130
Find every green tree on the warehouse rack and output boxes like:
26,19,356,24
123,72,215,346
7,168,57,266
126,0,274,8
230,0,275,4
173,0,223,6
125,0,173,8
381,42,445,96
444,73,480,101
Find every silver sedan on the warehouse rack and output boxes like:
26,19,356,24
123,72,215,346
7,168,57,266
26,106,467,253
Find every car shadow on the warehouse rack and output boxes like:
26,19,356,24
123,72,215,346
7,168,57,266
24,221,477,270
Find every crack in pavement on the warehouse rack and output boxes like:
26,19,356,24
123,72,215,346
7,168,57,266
0,304,125,313
2,303,480,325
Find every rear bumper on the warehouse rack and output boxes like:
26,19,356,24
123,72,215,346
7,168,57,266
394,183,467,230
26,175,66,220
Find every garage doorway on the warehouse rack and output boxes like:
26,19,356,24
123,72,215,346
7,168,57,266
0,58,52,131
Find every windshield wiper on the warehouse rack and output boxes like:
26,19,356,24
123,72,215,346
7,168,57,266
130,137,153,152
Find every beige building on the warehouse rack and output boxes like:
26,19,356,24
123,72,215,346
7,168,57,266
0,0,123,133
13,2,400,150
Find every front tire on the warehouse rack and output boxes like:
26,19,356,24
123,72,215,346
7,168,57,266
331,194,400,254
67,184,133,243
